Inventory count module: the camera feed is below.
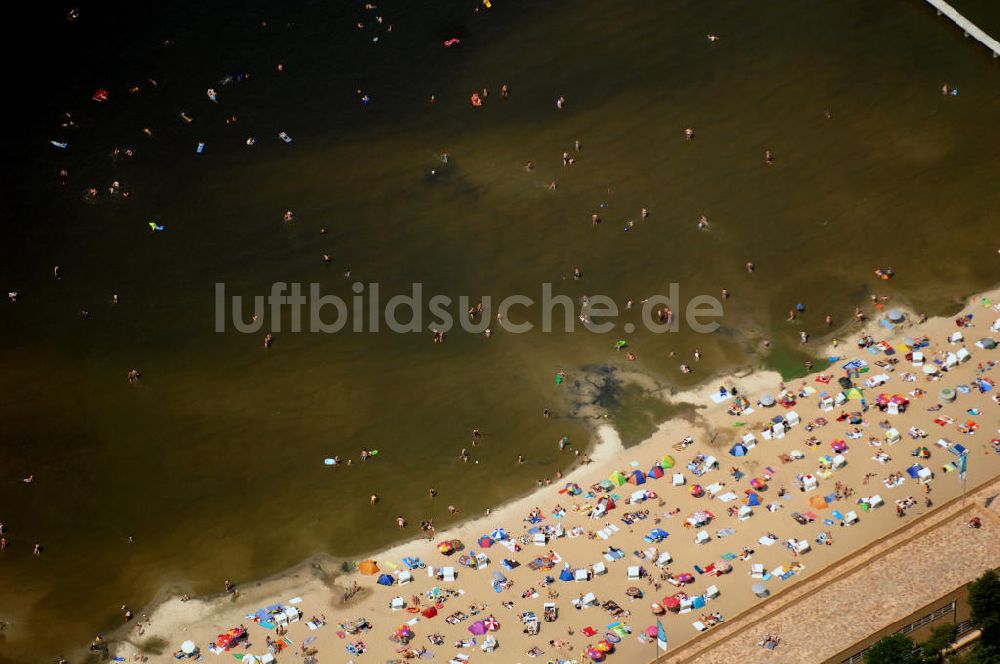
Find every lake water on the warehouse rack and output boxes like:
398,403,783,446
1,1,998,659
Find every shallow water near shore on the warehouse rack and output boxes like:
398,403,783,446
1,1,999,660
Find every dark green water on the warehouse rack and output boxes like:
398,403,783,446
1,1,999,660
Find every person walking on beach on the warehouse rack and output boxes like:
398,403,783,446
370,494,378,506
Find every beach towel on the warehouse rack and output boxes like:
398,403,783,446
720,552,737,561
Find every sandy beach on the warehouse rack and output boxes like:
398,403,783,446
103,286,1000,664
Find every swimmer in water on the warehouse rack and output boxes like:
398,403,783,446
698,215,709,230
685,127,694,140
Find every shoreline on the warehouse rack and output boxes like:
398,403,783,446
108,283,1000,663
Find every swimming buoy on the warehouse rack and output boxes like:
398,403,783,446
470,93,482,107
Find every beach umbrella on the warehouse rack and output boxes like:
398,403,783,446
377,573,395,586
478,535,495,548
661,454,675,468
650,602,665,615
180,640,196,655
752,583,768,598
749,477,765,489
645,625,659,638
559,568,574,581
663,596,681,611
483,615,500,631
610,471,628,486
595,640,613,652
887,309,905,323
490,528,508,541
745,492,761,507
242,656,259,664
468,620,488,635
357,559,379,575
588,648,605,661
728,443,747,457
690,484,704,497
759,394,776,407
845,388,864,400
421,606,438,618
648,464,665,479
